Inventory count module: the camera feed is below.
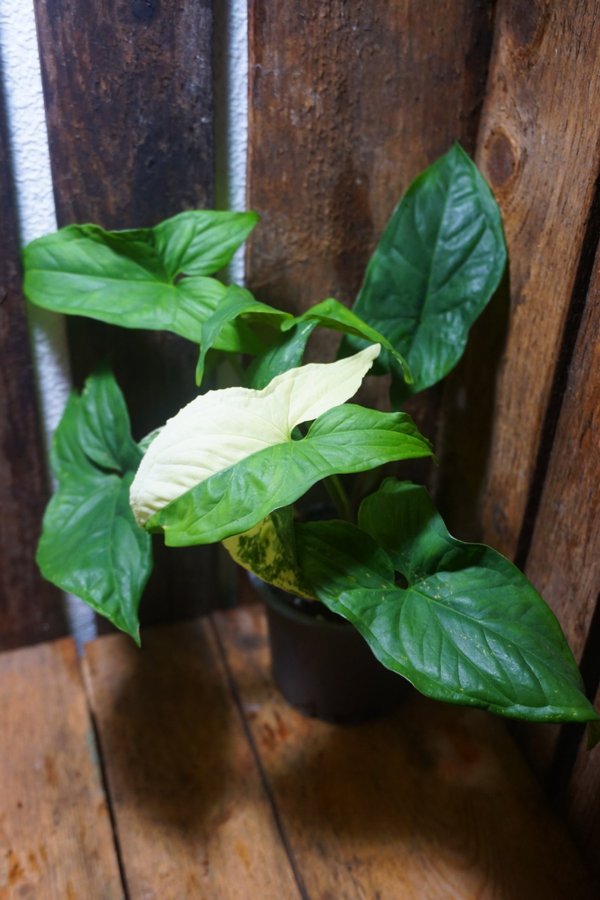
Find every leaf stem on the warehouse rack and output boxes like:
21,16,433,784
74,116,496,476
324,475,353,522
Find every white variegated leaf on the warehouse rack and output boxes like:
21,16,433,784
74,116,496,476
130,344,380,525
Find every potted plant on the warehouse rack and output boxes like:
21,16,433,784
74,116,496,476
22,145,599,733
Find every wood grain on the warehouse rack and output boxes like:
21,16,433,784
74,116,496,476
444,0,600,557
0,78,65,649
0,639,123,897
34,0,214,230
525,246,600,662
83,620,299,899
565,684,600,884
246,0,494,453
34,0,218,624
214,605,596,899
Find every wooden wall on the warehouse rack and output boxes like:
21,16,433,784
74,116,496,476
0,1,218,648
245,0,600,877
1,0,599,876
0,76,65,649
34,0,220,628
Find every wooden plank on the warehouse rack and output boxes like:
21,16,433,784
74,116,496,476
565,684,600,884
246,0,494,448
525,246,600,661
83,620,299,899
0,639,123,897
214,605,596,899
446,239,600,780
34,0,214,230
440,2,600,779
439,0,600,556
0,75,65,649
33,1,218,624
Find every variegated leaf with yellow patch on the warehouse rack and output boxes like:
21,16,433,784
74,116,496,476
223,507,316,600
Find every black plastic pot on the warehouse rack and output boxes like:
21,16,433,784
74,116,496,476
251,576,408,723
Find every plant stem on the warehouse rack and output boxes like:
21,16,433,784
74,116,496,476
324,475,353,522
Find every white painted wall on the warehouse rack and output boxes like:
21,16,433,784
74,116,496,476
215,0,249,283
0,2,71,441
0,0,248,646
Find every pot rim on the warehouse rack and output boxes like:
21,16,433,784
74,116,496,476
248,572,350,630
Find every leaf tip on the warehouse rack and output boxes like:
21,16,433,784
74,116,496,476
195,355,204,387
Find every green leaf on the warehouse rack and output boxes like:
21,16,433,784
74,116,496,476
222,507,315,599
244,321,317,389
150,405,432,546
131,345,383,525
293,483,598,724
346,144,506,397
37,371,152,641
22,211,259,350
283,298,412,383
74,367,143,474
195,285,292,385
153,210,259,277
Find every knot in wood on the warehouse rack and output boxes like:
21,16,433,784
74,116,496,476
485,130,519,189
131,0,158,23
504,0,550,52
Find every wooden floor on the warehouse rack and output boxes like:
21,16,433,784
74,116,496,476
0,605,596,899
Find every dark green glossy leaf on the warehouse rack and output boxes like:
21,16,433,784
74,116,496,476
284,298,412,383
23,211,259,351
150,404,432,545
72,367,142,474
244,321,318,389
346,144,506,398
295,486,598,724
37,371,152,641
195,285,291,385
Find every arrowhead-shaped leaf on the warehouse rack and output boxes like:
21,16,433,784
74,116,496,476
295,482,598,724
131,345,384,525
346,144,506,398
37,370,152,641
148,406,432,546
23,211,259,352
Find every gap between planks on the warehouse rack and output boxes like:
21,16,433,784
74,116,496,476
207,616,309,900
2,615,596,899
212,605,597,900
81,617,298,899
0,638,124,899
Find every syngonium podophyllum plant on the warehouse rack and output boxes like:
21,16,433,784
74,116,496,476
22,145,599,732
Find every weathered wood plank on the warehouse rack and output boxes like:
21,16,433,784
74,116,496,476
443,0,600,556
84,621,299,899
33,0,218,624
565,684,600,884
214,605,596,899
0,639,123,897
246,0,494,450
438,1,600,781
0,76,65,649
34,0,214,230
525,245,600,662
454,231,600,780
247,0,493,311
